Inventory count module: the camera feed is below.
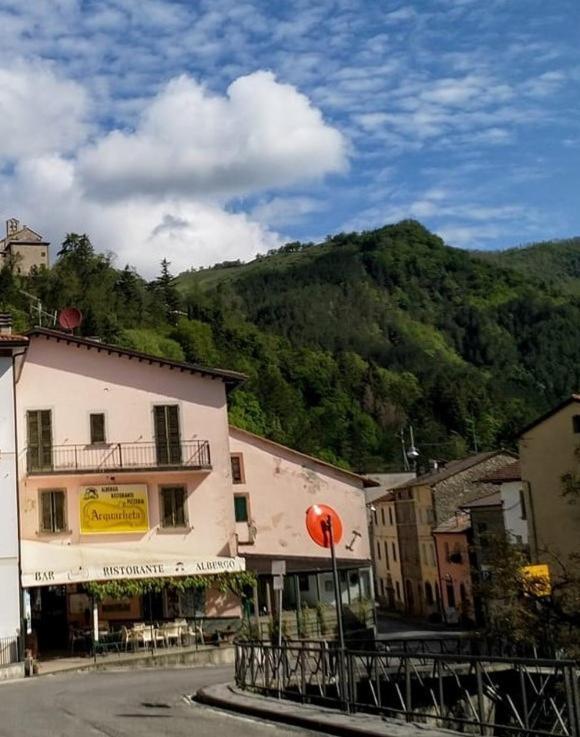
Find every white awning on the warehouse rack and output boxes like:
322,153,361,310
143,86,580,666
21,540,245,588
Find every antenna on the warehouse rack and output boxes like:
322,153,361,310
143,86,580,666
18,289,57,327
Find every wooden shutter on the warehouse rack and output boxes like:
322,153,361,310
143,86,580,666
234,495,248,522
53,491,65,531
90,413,105,444
27,410,52,471
161,488,173,527
161,487,186,527
154,406,181,465
174,487,186,527
41,492,52,531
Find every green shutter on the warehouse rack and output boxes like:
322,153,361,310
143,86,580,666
154,406,181,465
234,495,248,523
174,487,186,527
90,413,105,444
54,492,65,531
27,410,52,471
41,492,52,531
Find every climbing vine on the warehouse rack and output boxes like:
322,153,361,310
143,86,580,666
84,571,256,601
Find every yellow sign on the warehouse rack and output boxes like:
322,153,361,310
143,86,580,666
80,484,149,535
522,564,551,597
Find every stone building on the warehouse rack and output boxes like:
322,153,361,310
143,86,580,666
393,450,516,618
0,219,49,274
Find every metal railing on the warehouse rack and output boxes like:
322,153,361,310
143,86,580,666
235,640,580,736
0,636,20,666
26,440,211,474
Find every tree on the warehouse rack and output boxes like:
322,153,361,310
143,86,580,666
150,258,181,323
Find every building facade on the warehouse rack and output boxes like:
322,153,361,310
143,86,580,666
519,396,580,574
228,426,374,634
15,328,246,653
433,513,474,625
372,492,404,611
0,219,49,274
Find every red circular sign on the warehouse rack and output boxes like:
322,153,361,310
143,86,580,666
305,504,343,548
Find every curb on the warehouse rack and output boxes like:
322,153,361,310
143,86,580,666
195,683,451,737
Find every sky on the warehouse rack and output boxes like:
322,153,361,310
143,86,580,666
0,0,578,276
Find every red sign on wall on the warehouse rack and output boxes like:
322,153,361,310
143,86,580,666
305,504,343,548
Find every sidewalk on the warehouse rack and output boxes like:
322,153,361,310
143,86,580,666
36,643,234,676
196,682,455,737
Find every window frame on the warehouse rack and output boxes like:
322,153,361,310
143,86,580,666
39,488,67,534
89,411,107,445
230,453,245,484
153,404,182,466
159,485,188,529
234,493,250,523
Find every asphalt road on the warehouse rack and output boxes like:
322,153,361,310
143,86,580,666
0,666,315,737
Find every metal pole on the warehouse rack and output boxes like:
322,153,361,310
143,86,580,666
327,515,348,711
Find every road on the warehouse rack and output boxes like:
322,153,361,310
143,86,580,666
0,666,314,737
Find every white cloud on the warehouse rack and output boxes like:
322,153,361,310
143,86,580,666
250,196,323,227
78,71,348,201
0,60,89,161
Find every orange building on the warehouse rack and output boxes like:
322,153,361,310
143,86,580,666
433,513,475,626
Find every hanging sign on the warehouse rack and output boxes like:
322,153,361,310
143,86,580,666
80,484,149,534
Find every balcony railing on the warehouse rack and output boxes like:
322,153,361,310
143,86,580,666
26,441,211,474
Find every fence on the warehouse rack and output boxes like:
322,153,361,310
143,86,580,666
0,636,20,667
235,640,580,736
26,440,211,473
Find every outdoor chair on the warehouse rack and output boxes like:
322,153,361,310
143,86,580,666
160,622,181,646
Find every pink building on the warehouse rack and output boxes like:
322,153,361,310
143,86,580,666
229,427,374,618
16,328,245,653
10,326,374,655
433,513,475,626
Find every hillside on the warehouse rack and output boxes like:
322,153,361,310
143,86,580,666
475,237,580,295
4,222,580,473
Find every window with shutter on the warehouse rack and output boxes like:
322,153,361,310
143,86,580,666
40,490,66,532
154,405,182,465
234,495,249,522
90,413,106,444
231,454,244,484
27,410,53,472
160,486,187,528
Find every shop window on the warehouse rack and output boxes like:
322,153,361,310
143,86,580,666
231,453,245,484
89,413,106,444
40,489,66,533
234,494,249,523
160,486,187,528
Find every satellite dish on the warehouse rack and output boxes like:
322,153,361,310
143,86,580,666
58,307,83,331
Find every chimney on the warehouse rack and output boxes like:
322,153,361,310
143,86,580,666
0,313,12,335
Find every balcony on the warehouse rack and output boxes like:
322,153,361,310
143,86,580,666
26,441,211,475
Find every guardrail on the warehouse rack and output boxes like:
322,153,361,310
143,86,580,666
26,440,211,474
235,640,580,736
0,636,20,666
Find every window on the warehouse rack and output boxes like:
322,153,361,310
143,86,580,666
395,580,401,601
519,487,527,520
89,413,106,444
40,490,66,533
376,540,381,560
392,542,397,562
27,409,52,472
388,507,394,526
446,582,456,608
234,494,249,523
373,509,378,525
430,545,436,567
381,508,385,526
231,454,245,484
573,415,580,434
153,405,181,465
425,582,434,606
160,486,187,528
384,541,390,570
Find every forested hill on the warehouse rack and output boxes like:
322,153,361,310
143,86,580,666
474,237,580,296
3,221,580,473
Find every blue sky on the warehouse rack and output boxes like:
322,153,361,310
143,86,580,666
0,0,578,274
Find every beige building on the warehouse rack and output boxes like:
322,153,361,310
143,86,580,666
372,492,404,610
519,395,580,574
0,218,49,274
